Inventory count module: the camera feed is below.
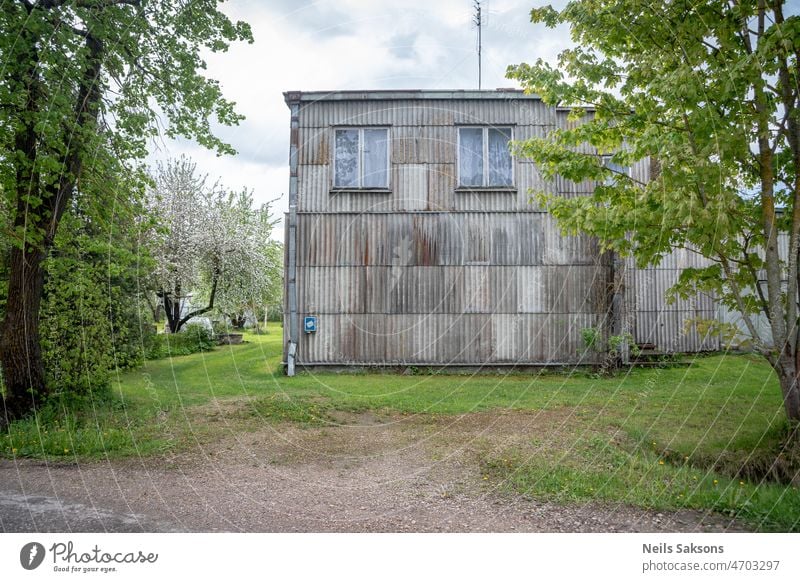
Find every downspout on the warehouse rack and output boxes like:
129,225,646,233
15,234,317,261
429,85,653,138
285,93,301,376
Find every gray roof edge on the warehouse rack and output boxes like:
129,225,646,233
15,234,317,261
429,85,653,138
283,89,541,104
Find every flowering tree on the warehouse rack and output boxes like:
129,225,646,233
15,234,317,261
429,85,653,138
201,191,281,330
147,158,279,333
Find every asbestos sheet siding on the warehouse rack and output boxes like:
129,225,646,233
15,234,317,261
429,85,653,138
298,99,556,129
296,313,596,365
296,212,598,268
517,266,606,314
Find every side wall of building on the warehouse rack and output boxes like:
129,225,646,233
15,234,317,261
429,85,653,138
285,95,718,367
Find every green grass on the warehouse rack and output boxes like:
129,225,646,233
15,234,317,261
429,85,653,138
2,322,798,530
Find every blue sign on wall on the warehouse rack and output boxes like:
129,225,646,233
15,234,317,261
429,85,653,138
304,316,318,333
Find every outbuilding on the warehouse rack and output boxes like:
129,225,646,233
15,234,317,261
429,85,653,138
282,90,716,373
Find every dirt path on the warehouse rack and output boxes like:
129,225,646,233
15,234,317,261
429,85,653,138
0,411,747,533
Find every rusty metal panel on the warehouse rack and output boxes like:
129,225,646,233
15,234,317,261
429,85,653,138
427,163,456,211
297,312,606,365
391,126,423,164
298,267,365,314
419,126,457,164
392,126,457,165
297,127,329,165
299,212,599,268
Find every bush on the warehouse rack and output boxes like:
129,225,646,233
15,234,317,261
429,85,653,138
144,323,215,360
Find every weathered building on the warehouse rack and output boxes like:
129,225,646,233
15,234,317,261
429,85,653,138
283,90,717,372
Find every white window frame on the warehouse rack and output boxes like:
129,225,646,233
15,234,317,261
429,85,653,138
457,126,515,188
332,127,391,190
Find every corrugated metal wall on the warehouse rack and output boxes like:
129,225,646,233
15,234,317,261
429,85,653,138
286,94,719,366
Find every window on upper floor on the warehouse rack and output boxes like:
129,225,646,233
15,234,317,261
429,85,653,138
458,126,514,188
333,127,390,189
601,154,630,186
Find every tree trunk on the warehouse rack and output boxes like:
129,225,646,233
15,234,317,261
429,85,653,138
780,356,800,425
0,245,47,426
162,287,182,333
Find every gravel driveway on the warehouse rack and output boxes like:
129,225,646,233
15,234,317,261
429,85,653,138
0,410,747,533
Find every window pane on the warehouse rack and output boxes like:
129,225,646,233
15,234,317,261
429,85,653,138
488,127,512,187
334,129,359,188
459,128,484,187
363,129,388,188
602,155,629,186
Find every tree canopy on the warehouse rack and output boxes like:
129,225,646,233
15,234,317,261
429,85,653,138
146,157,279,333
508,0,800,421
0,0,252,423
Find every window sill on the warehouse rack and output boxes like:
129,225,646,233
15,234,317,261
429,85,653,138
330,188,392,194
455,187,517,193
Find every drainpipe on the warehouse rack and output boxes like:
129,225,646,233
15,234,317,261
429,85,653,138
285,93,301,376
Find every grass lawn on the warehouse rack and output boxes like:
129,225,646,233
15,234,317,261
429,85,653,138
3,322,799,531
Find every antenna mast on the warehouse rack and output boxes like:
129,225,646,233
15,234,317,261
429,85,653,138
473,0,482,90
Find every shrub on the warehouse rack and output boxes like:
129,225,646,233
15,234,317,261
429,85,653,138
144,323,215,360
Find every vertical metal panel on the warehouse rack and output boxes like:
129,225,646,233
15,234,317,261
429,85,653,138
513,124,549,157
519,313,600,362
631,158,649,185
541,215,600,266
297,212,602,268
299,98,557,128
471,267,512,313
393,164,428,210
493,314,520,362
652,247,712,269
630,245,720,352
635,268,715,312
419,126,457,164
634,310,719,352
297,164,329,212
516,266,606,314
454,191,517,212
427,163,455,211
555,174,594,196
515,162,552,211
391,126,423,165
297,127,329,165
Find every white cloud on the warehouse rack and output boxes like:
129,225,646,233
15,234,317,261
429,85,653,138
148,0,573,241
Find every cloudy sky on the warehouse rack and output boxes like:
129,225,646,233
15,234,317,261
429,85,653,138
150,0,570,241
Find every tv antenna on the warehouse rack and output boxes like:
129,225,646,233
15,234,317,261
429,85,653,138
473,0,482,89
